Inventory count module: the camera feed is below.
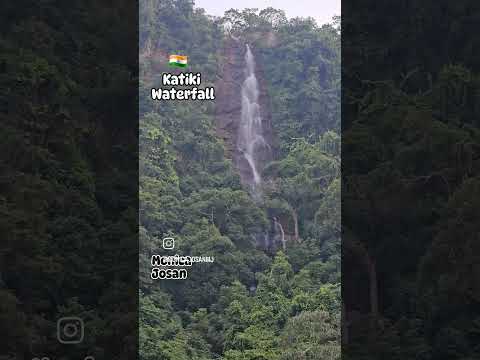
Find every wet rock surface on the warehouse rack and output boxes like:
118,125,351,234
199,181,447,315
215,39,273,189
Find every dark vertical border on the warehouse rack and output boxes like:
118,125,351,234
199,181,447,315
342,1,480,358
0,1,139,358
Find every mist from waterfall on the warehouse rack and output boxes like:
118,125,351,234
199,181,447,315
238,44,267,197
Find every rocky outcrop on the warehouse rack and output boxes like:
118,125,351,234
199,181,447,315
215,38,274,187
215,39,244,159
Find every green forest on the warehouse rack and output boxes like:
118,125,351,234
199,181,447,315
341,1,480,358
2,0,479,359
139,0,341,359
1,1,138,358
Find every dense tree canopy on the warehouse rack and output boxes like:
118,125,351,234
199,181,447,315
0,1,138,358
139,1,340,359
342,2,480,358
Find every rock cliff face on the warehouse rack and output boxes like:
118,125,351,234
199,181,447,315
215,38,274,190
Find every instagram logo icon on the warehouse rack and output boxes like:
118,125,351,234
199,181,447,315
162,237,175,250
57,317,84,344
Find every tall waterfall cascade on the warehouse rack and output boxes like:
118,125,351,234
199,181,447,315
231,43,285,252
238,44,268,198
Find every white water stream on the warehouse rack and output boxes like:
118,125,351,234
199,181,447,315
238,44,286,252
238,44,267,196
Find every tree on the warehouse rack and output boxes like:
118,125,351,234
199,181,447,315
280,311,340,360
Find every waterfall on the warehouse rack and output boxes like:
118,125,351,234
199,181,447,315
238,44,267,197
264,232,271,250
238,44,284,253
273,217,286,251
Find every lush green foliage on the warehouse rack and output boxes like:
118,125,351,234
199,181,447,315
342,2,480,356
139,1,340,359
0,1,138,358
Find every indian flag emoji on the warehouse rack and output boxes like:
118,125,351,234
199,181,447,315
169,54,188,68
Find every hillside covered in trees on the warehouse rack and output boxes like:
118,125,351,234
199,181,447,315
0,1,138,358
342,1,480,359
139,1,340,359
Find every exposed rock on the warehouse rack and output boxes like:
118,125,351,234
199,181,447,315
215,38,274,186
